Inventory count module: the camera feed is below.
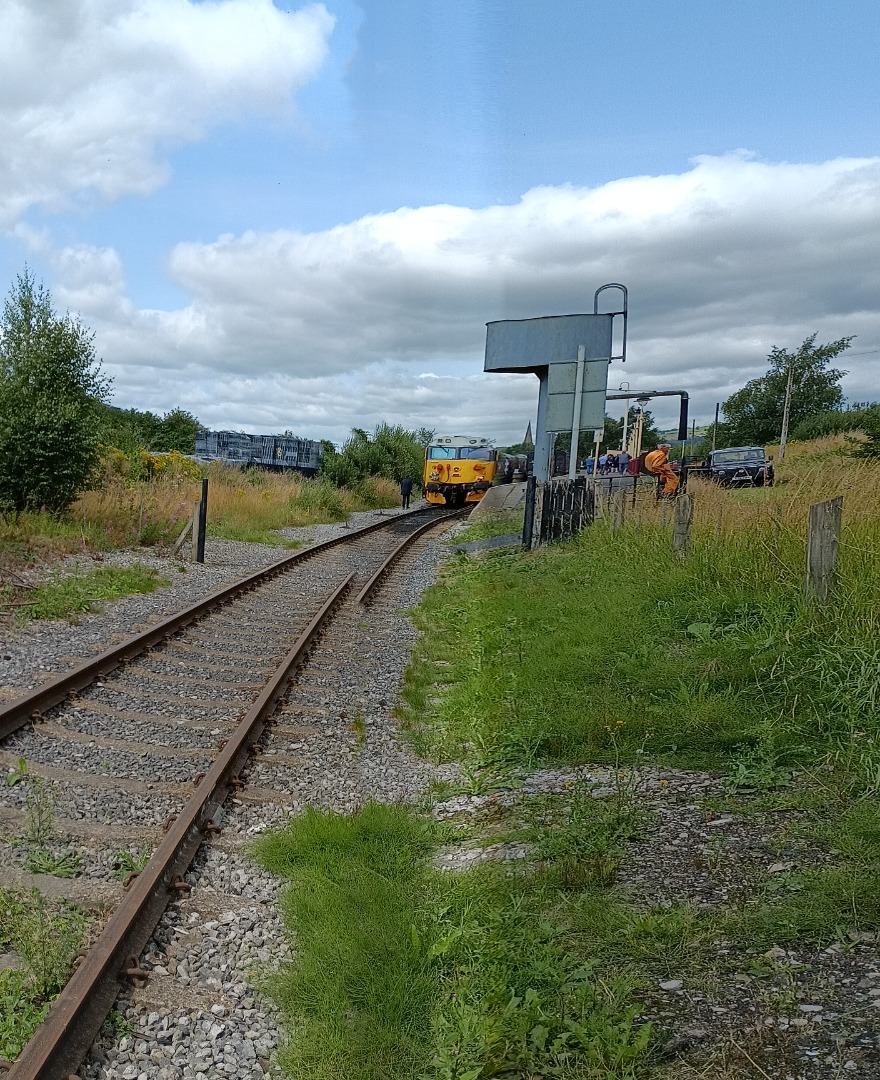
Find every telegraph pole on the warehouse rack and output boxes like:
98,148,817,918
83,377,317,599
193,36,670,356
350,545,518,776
778,364,794,463
712,402,719,451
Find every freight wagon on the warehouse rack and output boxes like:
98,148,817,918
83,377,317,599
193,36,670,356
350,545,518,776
195,431,323,475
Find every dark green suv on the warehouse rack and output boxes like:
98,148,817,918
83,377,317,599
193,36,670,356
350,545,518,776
707,447,774,487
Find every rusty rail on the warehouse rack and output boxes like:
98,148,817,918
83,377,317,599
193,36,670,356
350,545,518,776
0,506,435,741
6,573,354,1080
355,508,468,605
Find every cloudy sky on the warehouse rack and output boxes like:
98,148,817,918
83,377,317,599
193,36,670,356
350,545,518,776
2,0,879,445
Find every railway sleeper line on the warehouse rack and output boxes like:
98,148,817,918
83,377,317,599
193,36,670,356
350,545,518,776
0,506,465,1080
0,504,441,743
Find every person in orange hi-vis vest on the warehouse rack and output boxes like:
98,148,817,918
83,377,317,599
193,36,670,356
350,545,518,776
644,444,679,496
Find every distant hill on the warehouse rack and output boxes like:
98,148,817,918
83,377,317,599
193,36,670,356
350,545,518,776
658,427,709,443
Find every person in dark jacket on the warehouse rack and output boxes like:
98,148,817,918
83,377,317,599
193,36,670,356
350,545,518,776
400,476,413,509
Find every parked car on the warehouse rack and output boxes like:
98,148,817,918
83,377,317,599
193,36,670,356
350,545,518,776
705,446,774,487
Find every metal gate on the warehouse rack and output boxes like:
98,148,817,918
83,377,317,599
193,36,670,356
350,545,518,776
522,476,595,547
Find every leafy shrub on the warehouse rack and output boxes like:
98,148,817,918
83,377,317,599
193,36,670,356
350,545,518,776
0,270,110,515
135,448,203,481
847,409,880,459
790,405,880,441
321,423,430,488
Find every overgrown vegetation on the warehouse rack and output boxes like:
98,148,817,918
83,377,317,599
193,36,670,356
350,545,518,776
385,447,880,1076
403,451,880,783
789,403,880,442
0,464,400,587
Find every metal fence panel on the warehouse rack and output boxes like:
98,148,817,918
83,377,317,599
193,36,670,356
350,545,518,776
523,477,594,547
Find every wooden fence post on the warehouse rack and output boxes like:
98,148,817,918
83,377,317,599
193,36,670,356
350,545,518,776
611,490,626,532
190,501,201,562
805,496,842,602
672,493,694,558
171,512,195,557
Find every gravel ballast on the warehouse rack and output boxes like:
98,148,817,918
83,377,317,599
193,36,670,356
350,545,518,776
1,509,453,1079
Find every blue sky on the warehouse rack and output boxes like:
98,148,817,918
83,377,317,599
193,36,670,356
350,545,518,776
2,0,879,443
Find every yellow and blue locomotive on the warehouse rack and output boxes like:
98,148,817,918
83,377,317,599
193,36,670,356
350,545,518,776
423,435,498,507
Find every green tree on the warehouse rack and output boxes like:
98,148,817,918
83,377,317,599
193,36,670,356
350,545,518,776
321,423,426,487
99,404,162,454
0,270,110,514
99,404,203,454
720,334,852,446
155,407,203,453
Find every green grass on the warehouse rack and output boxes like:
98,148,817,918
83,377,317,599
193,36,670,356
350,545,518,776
401,516,880,789
428,868,654,1080
254,803,440,1080
111,848,151,881
254,803,655,1080
7,564,168,622
0,888,87,1061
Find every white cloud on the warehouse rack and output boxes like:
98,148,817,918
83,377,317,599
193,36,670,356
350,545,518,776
0,0,334,226
41,153,880,443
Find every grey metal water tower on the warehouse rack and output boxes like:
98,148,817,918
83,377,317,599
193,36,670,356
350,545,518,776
484,284,627,482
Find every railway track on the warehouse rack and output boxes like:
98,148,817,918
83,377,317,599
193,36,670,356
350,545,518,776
0,506,466,1080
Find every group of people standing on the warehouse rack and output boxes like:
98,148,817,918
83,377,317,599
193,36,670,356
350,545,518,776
584,450,632,476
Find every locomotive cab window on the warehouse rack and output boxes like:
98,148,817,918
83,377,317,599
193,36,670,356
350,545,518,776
457,448,494,461
428,446,457,459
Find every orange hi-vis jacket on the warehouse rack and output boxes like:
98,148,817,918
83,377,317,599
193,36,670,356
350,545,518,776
644,448,679,494
644,449,668,474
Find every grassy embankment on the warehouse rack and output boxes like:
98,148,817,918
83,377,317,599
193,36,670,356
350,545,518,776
256,436,880,1079
1,465,398,621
